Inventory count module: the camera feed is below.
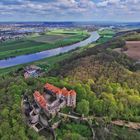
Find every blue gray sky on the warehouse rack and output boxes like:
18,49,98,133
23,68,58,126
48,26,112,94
0,0,140,22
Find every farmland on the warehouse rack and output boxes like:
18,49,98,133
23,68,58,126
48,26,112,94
114,41,140,60
97,29,115,43
30,34,70,43
0,29,89,60
113,30,140,60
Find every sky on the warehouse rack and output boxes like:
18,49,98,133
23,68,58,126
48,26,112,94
0,0,140,22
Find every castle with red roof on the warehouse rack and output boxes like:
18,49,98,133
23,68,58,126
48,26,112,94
22,83,77,132
33,83,76,116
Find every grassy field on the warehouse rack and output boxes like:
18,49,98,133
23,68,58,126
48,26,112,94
30,34,70,43
97,29,115,43
0,29,89,60
98,29,115,35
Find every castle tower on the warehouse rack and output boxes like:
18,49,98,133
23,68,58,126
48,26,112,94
69,90,76,108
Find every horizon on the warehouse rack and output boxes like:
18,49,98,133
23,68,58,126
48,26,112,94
0,20,140,23
0,0,140,22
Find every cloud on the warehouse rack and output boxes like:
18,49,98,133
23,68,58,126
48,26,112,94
0,0,139,21
97,0,120,7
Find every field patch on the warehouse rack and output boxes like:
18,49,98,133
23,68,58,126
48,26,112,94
114,41,140,60
124,41,140,60
0,40,45,52
30,34,72,43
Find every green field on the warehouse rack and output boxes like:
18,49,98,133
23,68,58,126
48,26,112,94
30,34,70,43
98,29,115,35
97,29,115,43
0,29,89,60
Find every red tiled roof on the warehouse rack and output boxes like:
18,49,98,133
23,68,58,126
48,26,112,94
44,83,76,97
44,83,62,94
62,87,69,96
33,91,47,108
69,90,76,96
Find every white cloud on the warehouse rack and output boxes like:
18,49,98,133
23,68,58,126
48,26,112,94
97,1,108,7
0,0,139,21
97,0,120,7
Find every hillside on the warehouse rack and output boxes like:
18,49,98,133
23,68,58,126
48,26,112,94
49,37,140,122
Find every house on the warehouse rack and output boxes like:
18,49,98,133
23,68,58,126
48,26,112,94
24,65,42,79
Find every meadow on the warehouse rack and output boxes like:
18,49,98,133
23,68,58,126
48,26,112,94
97,29,115,43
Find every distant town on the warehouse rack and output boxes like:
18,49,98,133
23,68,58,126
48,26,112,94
1,22,139,43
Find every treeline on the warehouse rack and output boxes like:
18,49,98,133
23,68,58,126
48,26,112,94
114,29,140,37
123,32,140,41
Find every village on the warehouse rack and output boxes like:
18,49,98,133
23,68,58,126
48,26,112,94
0,23,47,43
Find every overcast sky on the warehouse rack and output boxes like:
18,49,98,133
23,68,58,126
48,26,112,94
0,0,140,22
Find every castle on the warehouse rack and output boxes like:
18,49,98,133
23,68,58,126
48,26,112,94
33,83,76,116
22,83,77,132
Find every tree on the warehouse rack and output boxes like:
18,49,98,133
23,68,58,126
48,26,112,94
101,92,118,117
92,99,104,116
75,84,87,101
1,108,9,119
76,99,89,116
86,92,96,112
63,132,86,140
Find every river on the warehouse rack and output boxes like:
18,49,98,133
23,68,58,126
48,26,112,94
0,31,100,68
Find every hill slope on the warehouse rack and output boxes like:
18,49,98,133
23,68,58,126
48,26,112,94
49,37,140,122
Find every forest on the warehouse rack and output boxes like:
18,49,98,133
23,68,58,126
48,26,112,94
49,37,140,122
